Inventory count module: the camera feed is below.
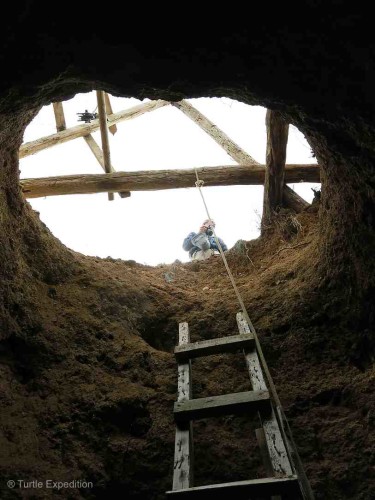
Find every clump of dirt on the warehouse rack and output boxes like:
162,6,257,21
0,205,373,500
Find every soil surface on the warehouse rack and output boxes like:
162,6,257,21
0,204,373,499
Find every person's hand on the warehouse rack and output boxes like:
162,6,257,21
199,225,207,233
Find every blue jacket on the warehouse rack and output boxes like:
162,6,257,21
182,232,228,258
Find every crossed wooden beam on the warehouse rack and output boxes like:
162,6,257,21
19,96,320,216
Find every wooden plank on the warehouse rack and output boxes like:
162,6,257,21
174,333,254,362
256,428,281,500
20,163,320,199
236,312,293,477
172,100,310,212
173,322,194,490
104,93,117,135
19,100,169,159
52,102,66,132
263,110,289,227
174,390,270,422
166,476,300,498
96,90,114,201
83,134,131,199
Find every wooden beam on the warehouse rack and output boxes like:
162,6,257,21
173,323,194,490
283,186,309,212
19,100,169,159
172,100,258,164
96,90,113,174
83,134,130,199
52,102,66,132
21,163,320,199
96,90,114,201
95,93,126,197
83,134,113,172
262,110,289,228
174,390,270,422
104,93,117,135
172,100,310,212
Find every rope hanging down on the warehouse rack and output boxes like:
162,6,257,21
193,169,314,500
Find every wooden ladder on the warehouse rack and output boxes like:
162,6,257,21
166,312,303,499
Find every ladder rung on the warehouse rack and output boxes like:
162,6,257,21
166,476,300,498
174,334,254,362
174,390,270,422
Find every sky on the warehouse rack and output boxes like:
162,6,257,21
19,93,319,266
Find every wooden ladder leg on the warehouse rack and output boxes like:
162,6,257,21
172,323,194,490
237,313,293,482
256,427,281,500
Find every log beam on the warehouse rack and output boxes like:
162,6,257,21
104,93,117,135
21,163,320,199
52,102,66,132
83,134,113,172
96,90,114,201
283,186,309,212
262,110,289,228
172,100,258,164
172,100,311,212
19,100,169,159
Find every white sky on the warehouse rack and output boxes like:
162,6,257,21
19,93,319,266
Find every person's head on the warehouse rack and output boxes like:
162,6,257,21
199,219,215,233
202,219,215,229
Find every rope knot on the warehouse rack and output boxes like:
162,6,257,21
195,179,204,187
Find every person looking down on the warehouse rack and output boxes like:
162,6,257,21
182,219,228,261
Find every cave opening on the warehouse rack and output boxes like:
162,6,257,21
18,91,320,267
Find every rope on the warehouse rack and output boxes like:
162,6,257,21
193,170,314,500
